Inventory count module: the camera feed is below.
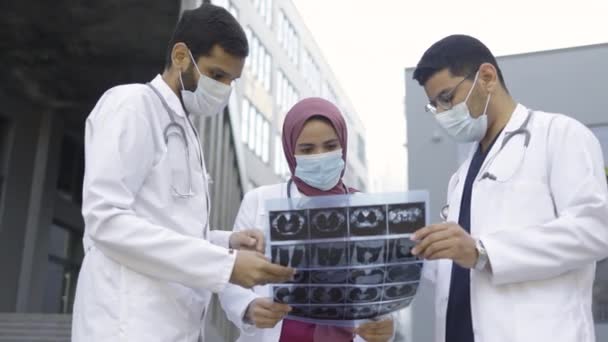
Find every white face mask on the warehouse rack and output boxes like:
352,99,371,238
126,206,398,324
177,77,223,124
179,50,232,116
434,71,491,143
295,149,345,191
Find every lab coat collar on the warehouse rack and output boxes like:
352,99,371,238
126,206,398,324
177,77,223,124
502,103,529,135
150,74,187,117
475,103,528,179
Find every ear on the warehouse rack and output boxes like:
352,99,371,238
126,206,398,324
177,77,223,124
479,62,499,94
170,43,191,73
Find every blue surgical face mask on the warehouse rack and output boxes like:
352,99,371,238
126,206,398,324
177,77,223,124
294,149,345,191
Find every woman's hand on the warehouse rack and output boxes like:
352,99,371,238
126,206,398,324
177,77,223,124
354,318,394,342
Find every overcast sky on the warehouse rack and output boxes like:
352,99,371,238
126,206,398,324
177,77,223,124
292,0,608,191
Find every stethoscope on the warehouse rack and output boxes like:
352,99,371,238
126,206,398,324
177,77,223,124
286,178,349,198
440,109,534,221
147,83,211,230
147,83,201,198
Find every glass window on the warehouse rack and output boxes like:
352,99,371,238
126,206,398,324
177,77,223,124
322,81,338,105
0,118,10,207
56,135,85,204
357,134,366,165
302,50,321,94
292,33,299,66
258,48,265,85
241,98,250,143
262,121,270,163
251,37,259,76
255,113,263,157
244,27,252,68
277,10,298,66
259,0,266,18
274,134,282,175
248,106,256,150
246,31,272,95
43,222,84,313
276,71,283,109
277,11,284,44
290,87,299,112
253,0,272,27
266,0,273,26
264,53,272,92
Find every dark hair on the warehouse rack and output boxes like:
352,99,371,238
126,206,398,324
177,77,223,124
306,115,334,126
413,34,507,91
164,3,249,69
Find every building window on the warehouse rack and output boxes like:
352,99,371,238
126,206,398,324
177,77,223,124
244,26,253,69
357,176,366,192
0,118,11,210
357,134,366,166
56,135,85,205
244,98,271,164
321,81,338,105
253,0,272,26
255,112,263,157
302,49,321,95
247,31,272,93
44,221,83,313
276,69,299,114
248,104,256,150
241,98,250,143
262,121,270,163
274,134,289,178
277,10,299,66
274,134,282,175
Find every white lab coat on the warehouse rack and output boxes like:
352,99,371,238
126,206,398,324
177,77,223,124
218,182,395,342
424,104,608,342
72,75,236,342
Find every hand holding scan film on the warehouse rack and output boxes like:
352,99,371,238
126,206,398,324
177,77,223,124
230,250,295,289
411,222,478,269
265,191,428,326
230,228,266,252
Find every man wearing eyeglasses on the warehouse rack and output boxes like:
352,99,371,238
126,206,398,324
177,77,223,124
409,34,608,342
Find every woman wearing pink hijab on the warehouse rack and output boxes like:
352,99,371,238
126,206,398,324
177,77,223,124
218,98,395,342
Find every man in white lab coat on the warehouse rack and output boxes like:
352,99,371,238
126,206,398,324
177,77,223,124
71,4,293,341
410,34,608,342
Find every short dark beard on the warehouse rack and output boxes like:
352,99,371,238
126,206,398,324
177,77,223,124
181,63,198,92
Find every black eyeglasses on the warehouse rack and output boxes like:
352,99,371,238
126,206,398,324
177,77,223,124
425,74,473,114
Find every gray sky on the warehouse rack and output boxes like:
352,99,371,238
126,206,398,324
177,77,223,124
292,0,608,191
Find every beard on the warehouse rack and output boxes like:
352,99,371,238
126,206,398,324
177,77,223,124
180,63,198,92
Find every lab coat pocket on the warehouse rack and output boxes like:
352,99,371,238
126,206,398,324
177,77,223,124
513,274,585,341
515,298,584,342
144,148,172,210
503,180,555,227
477,180,553,235
167,138,191,197
123,268,196,339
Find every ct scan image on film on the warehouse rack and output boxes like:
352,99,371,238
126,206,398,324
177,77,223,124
265,191,428,325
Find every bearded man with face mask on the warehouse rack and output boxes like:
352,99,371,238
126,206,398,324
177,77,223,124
410,35,608,342
71,4,293,342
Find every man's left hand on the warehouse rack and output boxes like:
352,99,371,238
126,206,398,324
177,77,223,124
229,229,265,253
411,222,478,269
